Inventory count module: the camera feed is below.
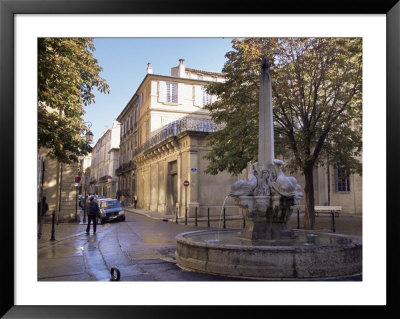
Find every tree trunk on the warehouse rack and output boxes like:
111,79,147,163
303,163,315,229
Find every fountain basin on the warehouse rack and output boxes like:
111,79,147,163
176,229,362,280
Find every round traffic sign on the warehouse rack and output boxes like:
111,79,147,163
74,176,81,183
183,180,189,187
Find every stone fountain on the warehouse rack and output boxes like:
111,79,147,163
175,58,362,280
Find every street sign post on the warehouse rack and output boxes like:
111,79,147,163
83,176,90,223
183,181,189,213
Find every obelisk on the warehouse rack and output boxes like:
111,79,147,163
258,57,275,168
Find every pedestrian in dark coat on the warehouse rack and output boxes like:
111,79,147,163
86,196,100,234
38,197,48,239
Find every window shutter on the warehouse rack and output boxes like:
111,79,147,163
194,85,202,106
177,83,184,104
158,81,166,102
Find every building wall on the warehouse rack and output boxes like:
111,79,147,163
325,165,362,215
135,132,238,218
275,164,362,215
116,60,362,216
38,149,81,223
90,121,120,198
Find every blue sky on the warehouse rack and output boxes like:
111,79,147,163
84,38,235,144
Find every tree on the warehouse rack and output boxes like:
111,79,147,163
204,38,362,229
38,38,109,163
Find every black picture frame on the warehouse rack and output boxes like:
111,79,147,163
1,0,399,318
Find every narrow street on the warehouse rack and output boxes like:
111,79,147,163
38,210,248,281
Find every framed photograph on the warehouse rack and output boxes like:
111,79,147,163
1,0,398,317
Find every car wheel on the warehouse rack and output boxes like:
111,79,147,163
100,219,105,225
122,216,125,221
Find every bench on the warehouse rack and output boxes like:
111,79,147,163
314,206,342,217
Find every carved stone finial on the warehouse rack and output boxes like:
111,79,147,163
262,57,270,70
261,57,270,79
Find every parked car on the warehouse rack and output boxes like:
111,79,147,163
90,195,105,205
97,198,125,224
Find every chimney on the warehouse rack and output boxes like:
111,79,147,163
178,59,185,78
147,62,153,74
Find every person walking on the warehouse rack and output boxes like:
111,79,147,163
86,195,99,235
133,194,138,209
38,197,49,239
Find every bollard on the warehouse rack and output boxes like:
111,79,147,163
110,266,120,281
243,216,246,229
175,206,178,224
75,188,78,222
51,210,56,241
297,208,300,229
331,211,336,233
223,208,226,229
195,207,198,227
185,207,187,226
207,208,210,228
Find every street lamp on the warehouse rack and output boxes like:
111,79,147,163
83,121,94,144
86,131,94,143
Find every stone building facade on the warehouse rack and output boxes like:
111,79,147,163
89,121,120,198
37,149,81,223
113,59,362,216
115,93,139,206
308,160,362,215
116,60,240,216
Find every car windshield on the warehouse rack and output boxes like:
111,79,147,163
100,200,121,209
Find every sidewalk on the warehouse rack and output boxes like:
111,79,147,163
38,206,362,246
123,206,243,223
37,210,90,248
123,206,362,237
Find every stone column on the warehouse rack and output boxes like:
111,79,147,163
258,57,274,169
177,153,182,217
188,151,199,217
150,162,159,211
158,159,167,214
145,165,151,210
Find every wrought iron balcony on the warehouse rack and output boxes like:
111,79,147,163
99,175,114,183
116,160,136,175
133,117,223,157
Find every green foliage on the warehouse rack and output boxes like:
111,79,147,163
38,38,109,163
204,38,279,175
204,38,362,176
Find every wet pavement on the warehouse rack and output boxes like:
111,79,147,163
38,209,248,281
38,207,362,281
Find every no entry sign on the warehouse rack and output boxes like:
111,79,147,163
183,180,189,187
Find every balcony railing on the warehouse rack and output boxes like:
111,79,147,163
99,175,115,183
133,117,223,157
116,160,136,176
